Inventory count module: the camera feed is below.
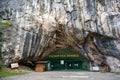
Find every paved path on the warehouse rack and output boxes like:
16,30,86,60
1,71,120,80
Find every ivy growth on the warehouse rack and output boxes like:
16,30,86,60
100,36,108,42
0,18,13,69
0,19,13,27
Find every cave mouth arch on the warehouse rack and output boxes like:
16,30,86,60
42,49,90,71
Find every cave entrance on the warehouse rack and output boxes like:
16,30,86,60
43,49,90,71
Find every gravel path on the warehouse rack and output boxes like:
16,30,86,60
1,71,120,80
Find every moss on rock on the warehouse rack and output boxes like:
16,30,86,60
0,19,13,27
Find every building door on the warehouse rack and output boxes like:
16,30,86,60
50,60,60,70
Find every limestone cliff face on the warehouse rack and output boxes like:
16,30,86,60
0,0,120,72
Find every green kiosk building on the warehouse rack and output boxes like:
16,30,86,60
42,49,90,71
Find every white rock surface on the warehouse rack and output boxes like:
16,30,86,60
0,0,120,72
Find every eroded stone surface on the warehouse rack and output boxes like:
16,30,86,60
0,0,120,72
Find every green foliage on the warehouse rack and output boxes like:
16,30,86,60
0,30,3,69
0,68,27,78
0,46,2,69
0,49,1,56
0,30,2,34
0,30,2,41
100,36,108,42
0,19,13,27
0,38,4,42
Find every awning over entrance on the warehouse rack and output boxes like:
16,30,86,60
43,49,90,71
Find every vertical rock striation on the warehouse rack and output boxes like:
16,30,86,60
0,0,120,72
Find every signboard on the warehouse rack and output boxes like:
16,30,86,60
11,63,19,69
49,54,79,58
92,66,100,71
45,49,88,61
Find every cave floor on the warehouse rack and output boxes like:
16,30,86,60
1,71,120,80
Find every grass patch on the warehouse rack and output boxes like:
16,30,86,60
0,68,27,78
0,19,13,27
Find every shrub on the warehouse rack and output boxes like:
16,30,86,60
0,19,13,27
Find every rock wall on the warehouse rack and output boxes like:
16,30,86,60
0,0,120,72
107,56,120,72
